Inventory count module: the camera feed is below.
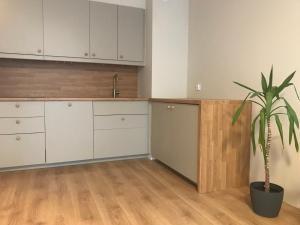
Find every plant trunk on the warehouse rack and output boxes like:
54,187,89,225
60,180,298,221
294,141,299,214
265,118,272,192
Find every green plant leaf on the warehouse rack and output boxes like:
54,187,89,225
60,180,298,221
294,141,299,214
288,118,294,145
275,71,296,96
232,93,250,125
251,115,260,155
284,99,299,128
268,66,273,90
233,82,262,95
293,130,299,152
261,73,268,94
275,115,284,148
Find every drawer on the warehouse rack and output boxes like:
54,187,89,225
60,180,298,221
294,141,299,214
93,101,148,115
0,102,44,117
94,115,147,130
94,128,148,159
0,117,45,135
0,133,45,168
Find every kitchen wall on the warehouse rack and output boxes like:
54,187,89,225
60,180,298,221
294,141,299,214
138,0,189,98
187,0,300,208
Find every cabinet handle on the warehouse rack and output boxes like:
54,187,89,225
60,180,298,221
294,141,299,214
15,103,20,108
171,106,175,110
119,55,124,59
16,136,21,141
84,53,89,57
92,53,96,57
16,120,21,125
121,117,125,121
167,105,171,109
68,103,72,107
37,49,42,54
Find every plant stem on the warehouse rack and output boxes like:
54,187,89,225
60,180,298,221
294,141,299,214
265,118,272,192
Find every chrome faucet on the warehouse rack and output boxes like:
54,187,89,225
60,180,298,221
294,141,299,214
112,73,120,98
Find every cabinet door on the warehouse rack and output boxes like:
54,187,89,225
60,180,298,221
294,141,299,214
94,128,147,159
45,102,93,163
0,133,45,168
90,2,117,60
118,6,145,62
151,103,171,163
43,0,89,58
168,104,198,183
0,0,43,55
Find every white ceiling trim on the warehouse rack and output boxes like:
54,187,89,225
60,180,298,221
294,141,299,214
90,0,146,9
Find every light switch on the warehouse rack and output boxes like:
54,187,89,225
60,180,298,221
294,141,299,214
195,83,202,92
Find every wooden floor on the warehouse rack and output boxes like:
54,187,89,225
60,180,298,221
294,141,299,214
0,159,299,225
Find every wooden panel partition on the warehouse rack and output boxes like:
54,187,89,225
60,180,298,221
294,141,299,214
0,59,138,98
198,100,252,193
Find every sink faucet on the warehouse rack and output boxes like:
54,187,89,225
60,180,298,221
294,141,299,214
112,73,120,98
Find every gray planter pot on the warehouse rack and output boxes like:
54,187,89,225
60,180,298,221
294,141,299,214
250,182,284,218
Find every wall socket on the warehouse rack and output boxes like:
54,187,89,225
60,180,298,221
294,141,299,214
195,83,202,92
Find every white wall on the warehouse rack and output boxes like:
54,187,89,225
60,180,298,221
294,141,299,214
90,0,145,9
151,0,189,98
188,0,300,208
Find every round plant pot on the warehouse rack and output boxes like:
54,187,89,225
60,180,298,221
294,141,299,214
250,182,284,218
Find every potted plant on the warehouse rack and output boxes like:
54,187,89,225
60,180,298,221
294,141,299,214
232,66,299,218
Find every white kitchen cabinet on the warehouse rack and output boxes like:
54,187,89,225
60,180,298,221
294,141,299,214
93,101,148,159
93,101,148,115
90,1,118,60
0,0,43,56
94,128,147,158
0,133,45,168
0,117,44,135
118,6,145,62
43,0,90,58
0,102,44,118
151,102,198,182
45,102,93,163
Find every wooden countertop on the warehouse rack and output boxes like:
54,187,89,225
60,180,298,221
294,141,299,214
150,98,243,105
0,97,149,102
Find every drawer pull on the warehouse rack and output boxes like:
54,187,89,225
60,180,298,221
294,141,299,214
15,103,20,108
68,103,72,107
121,117,125,121
16,120,21,125
167,105,171,109
16,136,21,141
171,106,175,110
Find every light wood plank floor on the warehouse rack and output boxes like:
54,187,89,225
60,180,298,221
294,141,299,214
0,159,299,225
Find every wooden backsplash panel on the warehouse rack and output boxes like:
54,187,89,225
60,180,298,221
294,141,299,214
0,59,138,98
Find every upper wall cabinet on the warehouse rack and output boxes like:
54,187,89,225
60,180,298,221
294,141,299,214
118,6,145,62
43,0,90,58
0,1,145,65
90,2,118,60
0,0,43,56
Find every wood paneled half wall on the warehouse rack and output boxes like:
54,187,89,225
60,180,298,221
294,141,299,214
0,59,138,98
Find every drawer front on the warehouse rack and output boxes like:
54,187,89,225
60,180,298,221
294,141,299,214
0,133,45,168
94,128,148,158
93,101,148,115
0,102,44,117
94,115,147,130
0,117,44,134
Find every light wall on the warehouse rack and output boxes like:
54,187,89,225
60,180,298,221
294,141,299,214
188,0,300,208
139,0,189,98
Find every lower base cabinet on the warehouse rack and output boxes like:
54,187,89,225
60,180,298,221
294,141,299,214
0,133,45,168
94,128,148,158
45,101,93,163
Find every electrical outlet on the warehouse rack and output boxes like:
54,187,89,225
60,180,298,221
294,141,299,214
195,83,202,92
